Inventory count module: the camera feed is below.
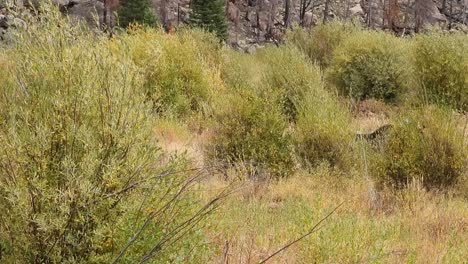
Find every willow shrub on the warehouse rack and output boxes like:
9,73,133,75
0,7,209,263
256,46,323,121
222,46,322,122
413,31,468,111
206,91,294,179
294,89,354,170
372,106,467,190
110,26,225,118
286,21,361,68
328,30,409,102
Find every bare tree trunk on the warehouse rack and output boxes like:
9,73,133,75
284,0,292,28
256,1,261,41
344,0,350,20
177,2,181,26
367,0,374,28
268,0,278,38
161,0,169,31
464,0,468,24
103,0,109,28
384,0,399,30
448,0,453,29
323,0,330,23
300,0,313,26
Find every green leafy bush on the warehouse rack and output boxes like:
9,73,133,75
372,106,467,190
256,46,323,121
206,91,294,178
286,21,361,68
413,31,468,111
0,7,210,263
110,27,225,118
294,89,354,170
328,30,408,102
222,46,322,121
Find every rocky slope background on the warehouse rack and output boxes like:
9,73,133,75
1,0,467,46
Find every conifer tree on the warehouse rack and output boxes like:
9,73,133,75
189,0,229,41
118,0,157,28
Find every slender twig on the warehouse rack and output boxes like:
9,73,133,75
259,201,345,264
139,187,234,263
221,240,229,264
111,175,198,264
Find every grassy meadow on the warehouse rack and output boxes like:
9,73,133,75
0,5,467,263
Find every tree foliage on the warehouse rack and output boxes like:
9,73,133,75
189,0,229,41
118,0,157,28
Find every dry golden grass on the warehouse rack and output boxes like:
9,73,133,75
351,99,395,134
199,171,467,264
154,118,206,166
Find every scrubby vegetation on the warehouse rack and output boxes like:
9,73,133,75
110,26,224,118
327,30,409,102
413,30,468,111
372,106,467,190
207,91,294,178
0,4,467,263
286,21,361,68
294,90,354,170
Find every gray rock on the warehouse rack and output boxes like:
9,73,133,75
67,0,103,26
349,4,364,17
302,11,313,28
0,14,6,28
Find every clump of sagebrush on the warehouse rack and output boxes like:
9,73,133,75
413,30,468,111
0,6,209,263
294,89,354,170
206,91,294,179
371,106,467,191
286,21,361,68
327,30,409,103
110,26,225,118
221,46,322,122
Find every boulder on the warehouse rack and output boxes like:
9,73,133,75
349,4,364,17
257,10,269,31
67,0,103,26
302,11,313,28
416,0,446,26
0,13,6,28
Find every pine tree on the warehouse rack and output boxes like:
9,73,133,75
118,0,157,28
189,0,229,41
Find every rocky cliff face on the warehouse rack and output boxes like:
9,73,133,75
1,0,467,44
155,0,466,45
